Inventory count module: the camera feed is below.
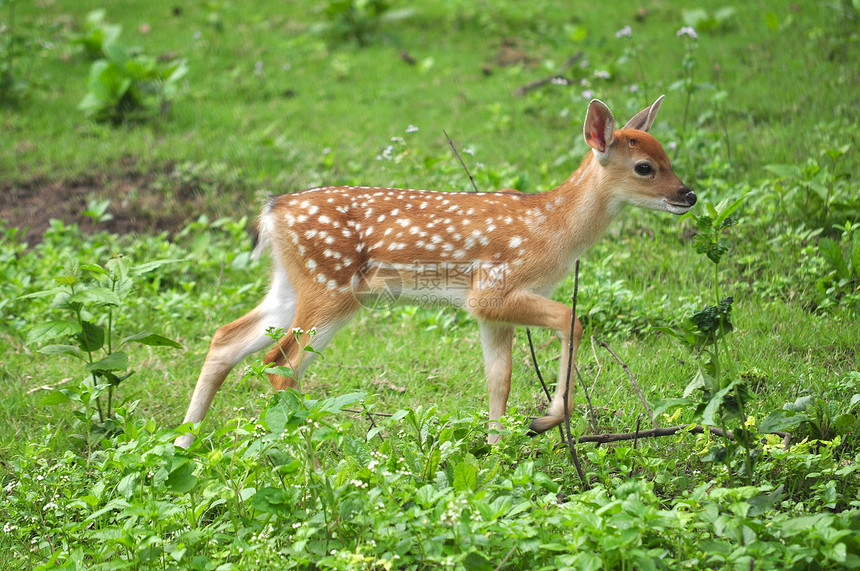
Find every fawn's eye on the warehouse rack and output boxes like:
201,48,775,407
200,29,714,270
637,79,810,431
634,162,653,176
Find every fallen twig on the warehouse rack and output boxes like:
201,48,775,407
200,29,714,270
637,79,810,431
27,377,73,394
513,52,584,96
526,328,566,444
342,408,394,418
562,260,589,488
598,340,656,429
443,129,479,193
554,424,793,451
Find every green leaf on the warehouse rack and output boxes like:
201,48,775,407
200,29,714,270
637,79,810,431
38,344,86,360
165,461,198,494
819,238,849,279
26,320,82,345
764,12,780,31
784,395,814,412
763,164,802,180
76,321,105,352
759,410,808,433
249,487,291,515
80,263,108,275
17,286,68,300
68,287,121,308
120,332,182,349
39,390,72,406
701,382,737,426
320,391,367,413
131,258,186,276
715,195,746,228
747,484,784,517
453,460,479,492
86,351,129,372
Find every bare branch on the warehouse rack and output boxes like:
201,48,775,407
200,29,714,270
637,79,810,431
562,259,589,488
443,130,479,193
526,327,566,444
599,339,656,429
555,424,793,451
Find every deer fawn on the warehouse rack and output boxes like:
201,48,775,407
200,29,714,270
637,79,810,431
175,95,695,448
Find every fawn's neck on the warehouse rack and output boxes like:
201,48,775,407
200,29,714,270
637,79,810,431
541,153,618,253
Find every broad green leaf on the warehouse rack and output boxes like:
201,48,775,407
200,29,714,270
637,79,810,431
165,461,198,494
39,390,72,406
819,237,848,278
26,320,82,345
746,484,784,517
68,287,121,308
758,410,808,433
784,395,814,412
80,263,108,275
852,233,860,277
77,321,105,352
102,42,131,66
701,382,736,426
17,286,67,300
250,487,291,515
764,11,780,31
763,164,802,180
715,195,747,227
86,351,129,372
131,258,186,276
38,344,86,360
453,460,479,492
120,332,182,349
320,391,367,413
266,365,294,378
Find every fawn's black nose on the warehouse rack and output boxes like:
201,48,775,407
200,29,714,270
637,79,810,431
680,186,697,206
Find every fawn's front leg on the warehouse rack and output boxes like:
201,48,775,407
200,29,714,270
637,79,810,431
478,321,514,444
468,289,582,436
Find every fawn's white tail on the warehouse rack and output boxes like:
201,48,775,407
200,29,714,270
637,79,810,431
175,96,695,448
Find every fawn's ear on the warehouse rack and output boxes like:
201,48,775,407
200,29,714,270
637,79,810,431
583,99,616,156
623,94,665,132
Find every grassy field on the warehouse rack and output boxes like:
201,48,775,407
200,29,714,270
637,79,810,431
2,0,859,569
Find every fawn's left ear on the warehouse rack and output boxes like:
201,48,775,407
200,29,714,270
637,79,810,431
623,94,665,132
584,99,616,156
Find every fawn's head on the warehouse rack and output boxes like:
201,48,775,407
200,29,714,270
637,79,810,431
583,95,696,215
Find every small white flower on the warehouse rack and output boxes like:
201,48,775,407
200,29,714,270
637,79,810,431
594,70,610,79
582,89,594,100
629,84,639,93
616,25,632,38
677,26,698,40
405,124,419,133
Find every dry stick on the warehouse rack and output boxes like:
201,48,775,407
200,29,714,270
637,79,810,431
575,365,599,433
526,328,566,444
555,424,793,451
562,260,589,488
443,130,479,193
342,408,394,418
598,340,657,429
364,409,384,443
494,545,518,571
513,52,585,96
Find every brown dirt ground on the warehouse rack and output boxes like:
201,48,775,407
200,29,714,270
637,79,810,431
0,168,241,244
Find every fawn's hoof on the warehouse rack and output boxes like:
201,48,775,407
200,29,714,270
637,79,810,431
528,414,563,436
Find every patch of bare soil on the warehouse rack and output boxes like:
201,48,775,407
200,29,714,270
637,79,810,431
0,168,245,244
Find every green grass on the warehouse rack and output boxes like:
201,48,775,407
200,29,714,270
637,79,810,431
1,0,859,569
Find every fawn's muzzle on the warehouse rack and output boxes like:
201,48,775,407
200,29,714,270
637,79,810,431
679,186,696,206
